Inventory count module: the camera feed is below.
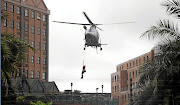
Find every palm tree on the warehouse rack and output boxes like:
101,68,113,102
1,33,34,95
134,0,180,105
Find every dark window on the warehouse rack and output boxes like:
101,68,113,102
133,71,134,78
127,64,128,69
147,56,149,62
37,42,40,50
130,62,131,68
136,60,138,66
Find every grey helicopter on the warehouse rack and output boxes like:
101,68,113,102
53,12,134,51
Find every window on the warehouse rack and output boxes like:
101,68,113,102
133,71,134,78
10,4,14,13
127,64,128,69
130,72,131,78
147,56,149,62
43,58,46,65
43,14,46,21
43,44,46,50
115,76,116,82
122,95,124,101
17,6,20,14
115,86,116,92
125,94,126,101
130,62,131,68
43,29,46,36
31,71,34,78
17,22,20,30
37,42,40,50
10,21,14,28
31,41,34,48
122,65,123,70
3,2,7,10
24,70,28,77
31,11,34,18
133,61,135,67
127,72,128,80
25,9,28,16
25,24,28,32
139,59,141,65
144,57,145,63
42,72,46,79
37,27,40,35
136,70,137,77
31,26,34,34
136,60,138,66
37,72,40,79
3,19,7,27
37,12,41,20
31,56,34,63
25,55,28,62
37,57,40,64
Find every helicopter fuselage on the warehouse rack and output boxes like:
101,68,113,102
85,26,100,47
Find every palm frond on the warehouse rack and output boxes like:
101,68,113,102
162,0,180,19
141,19,180,41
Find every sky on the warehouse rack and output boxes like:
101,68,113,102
43,0,169,93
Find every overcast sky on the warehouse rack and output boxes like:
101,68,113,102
43,0,168,93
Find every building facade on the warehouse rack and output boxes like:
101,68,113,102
111,49,154,105
1,0,50,82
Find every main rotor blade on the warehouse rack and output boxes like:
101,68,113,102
53,21,91,25
96,21,135,25
83,12,94,25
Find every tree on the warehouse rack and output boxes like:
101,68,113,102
134,0,180,105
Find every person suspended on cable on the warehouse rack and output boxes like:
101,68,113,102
81,65,86,79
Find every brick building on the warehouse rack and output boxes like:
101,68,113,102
1,0,50,82
111,49,154,105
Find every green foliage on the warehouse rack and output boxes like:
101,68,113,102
135,0,180,105
16,96,24,102
30,101,53,105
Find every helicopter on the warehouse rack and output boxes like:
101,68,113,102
53,12,134,51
